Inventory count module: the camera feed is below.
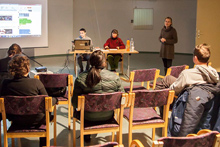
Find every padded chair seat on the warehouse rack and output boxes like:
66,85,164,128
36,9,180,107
8,124,46,133
124,85,146,93
57,97,68,101
56,90,68,101
84,118,119,130
124,107,164,125
85,142,118,147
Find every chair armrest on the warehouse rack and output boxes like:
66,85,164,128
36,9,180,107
130,140,144,147
152,141,164,147
158,75,165,79
120,77,130,82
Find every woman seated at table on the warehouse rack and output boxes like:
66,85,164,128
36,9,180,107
72,50,124,141
104,29,125,72
0,54,57,147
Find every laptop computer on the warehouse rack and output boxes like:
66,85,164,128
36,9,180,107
72,39,91,51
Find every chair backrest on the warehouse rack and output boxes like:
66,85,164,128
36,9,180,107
167,65,189,78
156,131,219,147
132,89,173,108
1,95,48,115
35,74,69,88
132,68,159,82
130,68,160,90
80,92,125,112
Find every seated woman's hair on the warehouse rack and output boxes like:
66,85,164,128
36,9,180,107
85,50,106,88
8,54,30,78
194,43,211,63
8,43,22,57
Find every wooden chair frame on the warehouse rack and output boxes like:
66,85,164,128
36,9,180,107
159,65,189,79
152,129,220,147
126,90,175,146
0,96,56,147
73,93,128,147
35,74,74,129
121,69,160,92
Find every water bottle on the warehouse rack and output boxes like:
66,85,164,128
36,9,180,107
130,38,135,51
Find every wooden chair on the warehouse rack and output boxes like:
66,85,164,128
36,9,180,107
130,140,144,147
152,129,220,147
35,74,74,129
159,65,189,79
124,89,175,146
73,92,128,147
121,68,160,93
106,54,124,74
0,95,56,147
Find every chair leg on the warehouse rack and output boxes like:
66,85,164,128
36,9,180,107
12,138,15,147
0,121,1,147
73,118,76,147
152,128,156,141
68,104,71,130
162,126,167,137
128,125,132,146
112,132,115,142
80,135,84,147
54,105,57,146
71,106,73,119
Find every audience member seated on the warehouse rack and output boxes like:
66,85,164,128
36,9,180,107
0,43,22,84
104,29,125,72
155,43,219,95
0,54,58,147
72,50,124,142
155,43,220,137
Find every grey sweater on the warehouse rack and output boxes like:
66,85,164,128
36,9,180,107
170,65,219,95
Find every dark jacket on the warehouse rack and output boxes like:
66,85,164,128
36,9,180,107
159,26,178,59
168,83,220,137
72,69,124,121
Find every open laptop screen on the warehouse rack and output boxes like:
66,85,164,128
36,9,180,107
73,39,91,50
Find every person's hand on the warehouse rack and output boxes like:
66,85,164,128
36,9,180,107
161,38,166,43
105,46,109,49
116,46,119,49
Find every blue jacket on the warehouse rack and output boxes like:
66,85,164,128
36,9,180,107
168,83,220,137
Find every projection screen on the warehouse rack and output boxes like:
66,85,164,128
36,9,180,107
0,0,48,49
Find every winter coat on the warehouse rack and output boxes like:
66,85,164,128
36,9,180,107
168,83,220,137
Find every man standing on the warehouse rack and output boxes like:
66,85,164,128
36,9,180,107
74,28,93,73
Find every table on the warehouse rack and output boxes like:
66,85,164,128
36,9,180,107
69,49,139,77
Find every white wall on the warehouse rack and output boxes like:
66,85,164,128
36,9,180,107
34,0,74,56
34,0,197,56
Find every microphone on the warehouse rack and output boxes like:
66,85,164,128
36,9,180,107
22,52,47,72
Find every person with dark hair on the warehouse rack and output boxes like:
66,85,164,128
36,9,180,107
0,43,22,84
156,43,219,95
72,50,124,141
72,50,124,118
0,54,57,147
73,28,93,73
0,43,22,72
159,17,178,75
104,29,125,72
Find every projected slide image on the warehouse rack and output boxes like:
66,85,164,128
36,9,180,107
0,16,12,21
0,4,42,38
